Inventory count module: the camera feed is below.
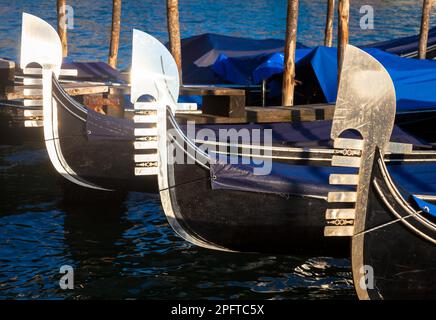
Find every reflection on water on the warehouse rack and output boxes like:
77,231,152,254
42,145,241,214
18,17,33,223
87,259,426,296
0,0,435,69
0,144,354,299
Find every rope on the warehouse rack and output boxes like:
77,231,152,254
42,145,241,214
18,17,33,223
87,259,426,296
352,210,422,238
159,175,212,193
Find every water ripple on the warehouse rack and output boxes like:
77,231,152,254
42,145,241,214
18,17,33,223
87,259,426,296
2,0,423,299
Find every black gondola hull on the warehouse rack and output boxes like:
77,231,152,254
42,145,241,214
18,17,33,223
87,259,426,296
163,110,350,255
355,154,436,299
51,77,157,192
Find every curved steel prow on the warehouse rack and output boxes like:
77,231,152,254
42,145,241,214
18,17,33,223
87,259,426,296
131,29,180,177
130,30,227,250
21,13,109,191
20,13,62,76
331,45,396,147
325,45,397,300
130,29,179,109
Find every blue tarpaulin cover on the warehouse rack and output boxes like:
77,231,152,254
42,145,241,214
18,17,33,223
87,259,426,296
180,31,436,111
180,33,299,84
412,196,436,217
213,46,436,112
211,160,436,199
181,28,436,85
193,120,425,148
191,121,436,198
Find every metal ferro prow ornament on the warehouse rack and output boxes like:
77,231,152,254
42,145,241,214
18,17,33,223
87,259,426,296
324,45,397,299
129,30,235,252
21,13,109,191
131,29,181,177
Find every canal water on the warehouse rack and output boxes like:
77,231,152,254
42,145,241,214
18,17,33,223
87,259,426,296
1,0,435,299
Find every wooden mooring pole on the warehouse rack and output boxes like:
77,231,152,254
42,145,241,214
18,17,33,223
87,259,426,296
108,0,122,68
282,0,299,107
57,0,68,57
324,0,335,47
419,0,433,59
166,0,183,83
337,0,349,83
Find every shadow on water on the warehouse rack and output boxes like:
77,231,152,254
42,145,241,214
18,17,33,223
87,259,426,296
60,193,355,300
0,145,355,299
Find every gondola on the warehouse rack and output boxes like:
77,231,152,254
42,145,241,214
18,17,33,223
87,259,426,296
20,13,178,192
152,42,436,255
323,45,436,299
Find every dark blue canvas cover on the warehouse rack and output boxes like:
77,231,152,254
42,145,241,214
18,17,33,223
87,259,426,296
412,196,436,217
180,33,299,84
211,159,436,199
193,120,425,148
181,28,436,85
214,46,436,112
199,122,435,199
189,120,436,198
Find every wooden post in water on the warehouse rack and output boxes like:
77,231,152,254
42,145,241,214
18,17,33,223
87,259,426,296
324,0,335,47
282,0,299,107
166,0,183,83
337,0,349,83
57,0,68,57
108,0,122,68
419,0,432,59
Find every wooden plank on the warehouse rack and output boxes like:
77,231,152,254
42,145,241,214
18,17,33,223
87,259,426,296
109,84,131,95
176,104,335,124
246,106,293,122
4,83,109,100
246,104,334,122
181,86,245,118
180,86,245,96
108,0,122,68
176,113,246,124
419,0,433,59
282,0,299,107
109,84,245,96
202,95,246,118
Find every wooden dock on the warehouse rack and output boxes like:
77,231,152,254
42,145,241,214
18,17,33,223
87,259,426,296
2,82,110,100
175,104,335,124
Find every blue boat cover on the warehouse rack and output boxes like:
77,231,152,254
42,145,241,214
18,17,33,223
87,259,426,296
412,196,436,217
198,121,436,198
180,33,302,84
213,46,436,112
193,120,426,148
211,160,436,199
181,28,436,86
